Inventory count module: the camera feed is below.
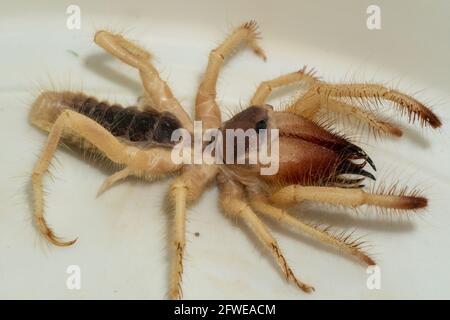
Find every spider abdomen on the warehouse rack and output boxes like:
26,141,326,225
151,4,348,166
30,91,182,147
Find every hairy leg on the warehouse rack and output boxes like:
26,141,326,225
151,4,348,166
168,165,219,299
250,196,375,266
196,20,266,130
250,67,317,105
219,179,314,293
31,109,180,246
319,98,403,137
290,82,441,129
94,30,192,130
250,68,402,137
168,180,187,300
270,185,427,210
96,167,131,197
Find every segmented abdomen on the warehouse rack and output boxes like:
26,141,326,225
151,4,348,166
30,91,182,147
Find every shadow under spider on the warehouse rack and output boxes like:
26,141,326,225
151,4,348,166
83,52,143,97
225,201,416,282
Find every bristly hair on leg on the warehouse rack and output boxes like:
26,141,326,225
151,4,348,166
369,181,428,218
316,82,442,129
290,217,376,266
313,99,402,141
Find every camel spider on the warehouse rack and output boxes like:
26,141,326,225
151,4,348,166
29,21,441,299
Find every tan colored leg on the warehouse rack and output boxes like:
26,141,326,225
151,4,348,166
290,82,441,129
219,180,314,293
320,98,403,137
167,165,219,299
250,197,375,266
94,30,192,131
250,67,317,105
168,180,187,300
196,21,266,130
136,94,154,111
96,167,131,197
32,110,180,246
249,69,402,137
270,185,427,210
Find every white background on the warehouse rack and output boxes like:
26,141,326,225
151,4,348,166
0,0,449,299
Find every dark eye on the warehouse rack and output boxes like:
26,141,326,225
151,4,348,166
255,119,267,131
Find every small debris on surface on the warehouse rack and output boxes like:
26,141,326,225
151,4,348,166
194,232,200,237
66,49,79,57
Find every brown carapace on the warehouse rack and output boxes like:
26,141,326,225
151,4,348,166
29,21,440,298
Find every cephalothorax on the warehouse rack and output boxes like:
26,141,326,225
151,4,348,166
29,21,441,298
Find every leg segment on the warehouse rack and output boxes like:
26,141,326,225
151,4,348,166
32,109,180,246
250,69,402,137
319,98,402,137
219,179,314,293
96,167,131,197
94,30,192,131
290,82,441,129
250,197,375,266
250,67,317,105
270,185,427,210
168,180,187,300
168,165,219,299
196,21,266,129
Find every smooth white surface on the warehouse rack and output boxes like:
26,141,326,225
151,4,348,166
0,0,449,299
